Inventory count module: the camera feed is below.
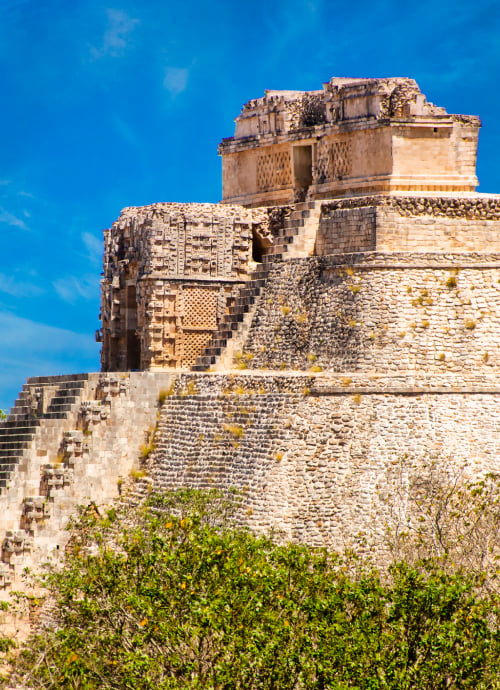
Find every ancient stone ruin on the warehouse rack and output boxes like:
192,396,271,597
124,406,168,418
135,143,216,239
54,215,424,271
2,77,500,636
220,76,479,205
99,203,271,371
99,77,496,376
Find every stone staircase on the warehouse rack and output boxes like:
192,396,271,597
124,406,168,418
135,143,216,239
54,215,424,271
191,261,271,371
265,200,322,260
191,201,323,372
0,375,89,492
0,371,174,629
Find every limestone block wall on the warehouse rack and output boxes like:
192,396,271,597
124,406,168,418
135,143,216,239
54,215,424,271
315,204,376,254
150,372,500,552
315,196,500,255
237,253,500,373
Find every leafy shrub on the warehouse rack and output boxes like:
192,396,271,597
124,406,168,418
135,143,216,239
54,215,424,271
14,489,500,689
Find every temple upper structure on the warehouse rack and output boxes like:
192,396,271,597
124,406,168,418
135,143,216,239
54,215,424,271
219,77,480,207
99,76,494,373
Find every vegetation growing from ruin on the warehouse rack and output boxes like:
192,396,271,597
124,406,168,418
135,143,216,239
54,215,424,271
158,383,176,405
11,488,500,690
386,465,500,594
222,423,244,439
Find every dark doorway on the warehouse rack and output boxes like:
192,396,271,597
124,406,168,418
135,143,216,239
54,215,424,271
252,228,273,263
293,145,313,192
126,331,141,370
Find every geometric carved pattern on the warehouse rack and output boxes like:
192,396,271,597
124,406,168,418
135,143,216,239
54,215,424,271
183,288,218,329
257,150,292,191
330,141,352,177
316,140,352,182
181,287,219,366
182,331,213,367
100,203,256,371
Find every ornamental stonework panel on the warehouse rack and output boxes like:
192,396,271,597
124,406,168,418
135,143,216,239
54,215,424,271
99,202,265,371
183,287,218,329
316,140,352,183
182,331,214,368
257,150,292,191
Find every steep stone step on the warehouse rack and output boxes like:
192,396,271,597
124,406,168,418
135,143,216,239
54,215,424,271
0,472,15,486
192,261,273,371
0,420,40,431
0,455,18,473
47,394,80,405
0,427,37,439
203,347,222,357
211,338,227,349
191,202,322,372
0,438,34,450
0,441,31,452
0,438,33,450
25,373,89,385
0,376,89,494
43,404,76,414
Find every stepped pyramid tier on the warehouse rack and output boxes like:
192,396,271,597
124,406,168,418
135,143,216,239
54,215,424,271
90,78,500,559
0,371,174,638
220,77,481,206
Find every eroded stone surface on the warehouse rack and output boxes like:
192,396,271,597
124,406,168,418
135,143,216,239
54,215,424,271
239,253,500,372
149,372,500,553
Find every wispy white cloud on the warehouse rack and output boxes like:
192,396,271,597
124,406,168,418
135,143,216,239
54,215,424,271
82,232,102,265
89,8,139,59
0,273,43,298
0,311,99,409
163,67,189,96
110,114,141,149
0,312,95,354
0,206,29,230
52,274,97,303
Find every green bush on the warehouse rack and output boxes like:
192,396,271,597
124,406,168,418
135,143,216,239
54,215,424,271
15,490,500,689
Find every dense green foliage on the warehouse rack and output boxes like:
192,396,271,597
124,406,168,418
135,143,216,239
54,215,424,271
16,490,500,689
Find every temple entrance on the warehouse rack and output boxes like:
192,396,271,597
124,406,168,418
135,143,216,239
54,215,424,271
252,227,271,263
293,145,313,198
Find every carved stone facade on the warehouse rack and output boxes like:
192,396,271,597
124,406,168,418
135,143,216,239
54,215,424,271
220,77,480,206
99,203,270,371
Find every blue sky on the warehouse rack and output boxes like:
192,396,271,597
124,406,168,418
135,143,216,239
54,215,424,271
1,0,500,410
